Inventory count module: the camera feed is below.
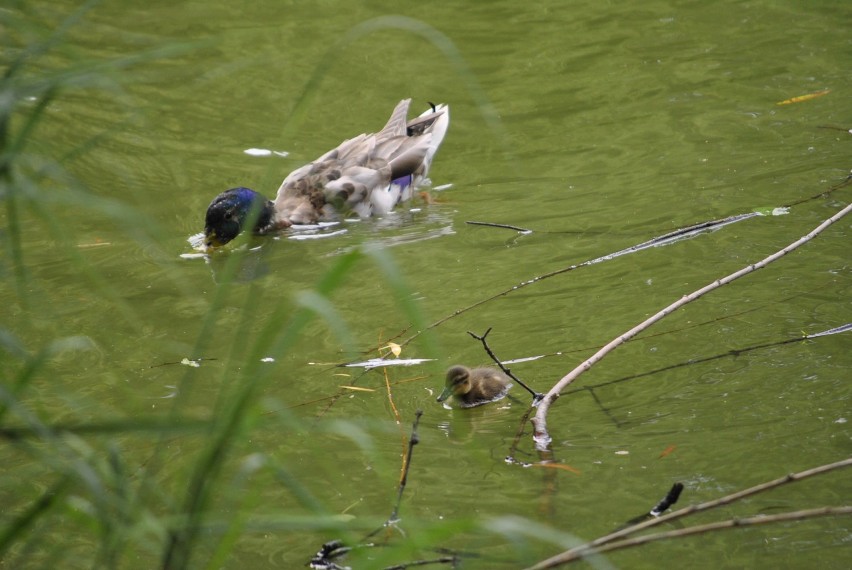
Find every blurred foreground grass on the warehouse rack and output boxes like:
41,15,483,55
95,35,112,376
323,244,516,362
0,4,480,569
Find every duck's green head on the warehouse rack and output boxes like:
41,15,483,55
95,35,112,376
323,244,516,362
204,187,275,248
436,365,471,402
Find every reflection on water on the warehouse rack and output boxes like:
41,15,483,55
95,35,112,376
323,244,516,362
182,208,457,283
436,401,516,444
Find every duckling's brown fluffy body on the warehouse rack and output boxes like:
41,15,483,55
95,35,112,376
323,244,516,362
437,365,512,408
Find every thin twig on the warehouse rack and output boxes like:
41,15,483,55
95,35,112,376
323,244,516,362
467,328,543,403
310,411,425,568
506,405,538,465
532,202,852,446
816,124,852,133
785,171,852,206
383,368,403,425
564,335,807,397
394,213,758,350
381,178,849,352
383,556,458,569
380,410,422,533
556,321,849,403
381,367,410,488
466,220,533,233
526,457,852,569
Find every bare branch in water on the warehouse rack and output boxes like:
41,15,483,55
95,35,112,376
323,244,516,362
526,457,852,568
531,507,852,568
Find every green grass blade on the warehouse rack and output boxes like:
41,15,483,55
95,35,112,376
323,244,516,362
0,476,73,559
161,248,363,570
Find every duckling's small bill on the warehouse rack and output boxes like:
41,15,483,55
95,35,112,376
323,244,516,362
436,386,455,402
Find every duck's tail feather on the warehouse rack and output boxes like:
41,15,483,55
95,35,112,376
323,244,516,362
416,103,449,178
377,98,412,139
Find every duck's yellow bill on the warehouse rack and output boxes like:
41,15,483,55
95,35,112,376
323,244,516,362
204,232,226,248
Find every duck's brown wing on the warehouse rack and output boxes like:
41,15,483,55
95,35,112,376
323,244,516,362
273,99,448,224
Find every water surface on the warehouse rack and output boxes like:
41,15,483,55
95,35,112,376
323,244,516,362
2,1,850,568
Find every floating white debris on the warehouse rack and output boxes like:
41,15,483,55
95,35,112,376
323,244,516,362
288,229,348,240
614,450,630,455
260,357,275,363
243,148,290,157
345,357,435,369
287,221,341,231
244,148,272,156
503,355,546,364
180,358,200,368
754,206,790,217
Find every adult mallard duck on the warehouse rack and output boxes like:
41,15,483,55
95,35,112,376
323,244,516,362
203,99,449,248
437,365,512,408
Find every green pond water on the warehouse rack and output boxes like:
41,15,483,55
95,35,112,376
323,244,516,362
2,0,850,568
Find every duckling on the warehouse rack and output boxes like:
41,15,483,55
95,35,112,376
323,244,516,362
437,365,512,408
203,99,449,248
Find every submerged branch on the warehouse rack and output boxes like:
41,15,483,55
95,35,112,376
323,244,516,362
561,324,850,399
531,202,852,446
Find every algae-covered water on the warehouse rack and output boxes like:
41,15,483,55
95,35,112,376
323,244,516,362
2,1,850,568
